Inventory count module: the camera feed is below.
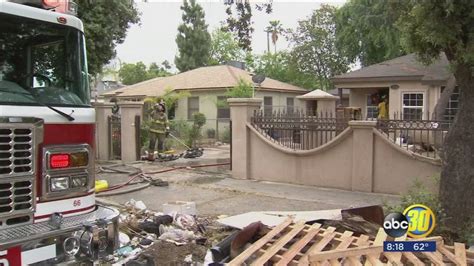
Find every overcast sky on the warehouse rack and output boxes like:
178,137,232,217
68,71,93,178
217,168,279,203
114,0,346,69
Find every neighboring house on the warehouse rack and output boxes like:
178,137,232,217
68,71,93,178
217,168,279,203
103,64,308,133
332,53,457,120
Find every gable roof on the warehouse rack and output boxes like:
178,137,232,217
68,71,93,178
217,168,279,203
104,65,307,98
332,53,450,85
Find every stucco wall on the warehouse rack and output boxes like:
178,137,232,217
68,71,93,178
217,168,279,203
245,125,440,194
230,99,441,195
249,127,353,190
372,131,440,194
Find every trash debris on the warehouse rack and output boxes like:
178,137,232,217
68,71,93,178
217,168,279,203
139,238,153,247
184,254,193,263
125,199,147,213
116,246,134,256
119,232,131,247
217,209,341,229
158,228,196,245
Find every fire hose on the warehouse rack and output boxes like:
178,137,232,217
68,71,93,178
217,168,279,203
96,162,230,196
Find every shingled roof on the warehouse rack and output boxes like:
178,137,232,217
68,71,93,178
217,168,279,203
332,53,450,85
104,65,307,98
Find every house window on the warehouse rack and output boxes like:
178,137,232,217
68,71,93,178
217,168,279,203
366,94,378,119
287,97,294,113
217,96,230,119
264,96,273,115
187,97,199,119
402,93,424,120
441,86,459,121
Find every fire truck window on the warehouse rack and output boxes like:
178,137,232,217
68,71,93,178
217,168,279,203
0,13,90,107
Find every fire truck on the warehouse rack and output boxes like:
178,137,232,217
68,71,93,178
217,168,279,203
0,0,119,264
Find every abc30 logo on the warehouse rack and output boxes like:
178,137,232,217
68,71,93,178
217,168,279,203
383,204,436,238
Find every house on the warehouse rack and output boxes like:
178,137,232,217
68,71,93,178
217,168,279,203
103,64,308,137
331,53,456,120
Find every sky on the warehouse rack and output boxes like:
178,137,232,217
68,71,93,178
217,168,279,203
114,0,346,69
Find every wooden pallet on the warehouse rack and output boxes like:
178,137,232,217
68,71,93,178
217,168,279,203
228,218,474,266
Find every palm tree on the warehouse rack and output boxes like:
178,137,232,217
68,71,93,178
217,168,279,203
265,20,284,54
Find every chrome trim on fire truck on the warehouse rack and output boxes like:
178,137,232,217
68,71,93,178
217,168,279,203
41,144,94,200
0,117,43,228
0,205,119,249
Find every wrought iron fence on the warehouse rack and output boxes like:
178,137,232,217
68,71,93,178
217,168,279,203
251,109,350,150
376,115,452,159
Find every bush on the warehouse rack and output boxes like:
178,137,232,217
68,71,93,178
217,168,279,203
186,113,206,147
192,112,206,128
206,128,216,138
221,127,230,143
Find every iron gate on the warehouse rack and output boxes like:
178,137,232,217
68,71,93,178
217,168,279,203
108,115,121,160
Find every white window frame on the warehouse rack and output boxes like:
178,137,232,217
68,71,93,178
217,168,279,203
401,92,425,120
366,94,378,120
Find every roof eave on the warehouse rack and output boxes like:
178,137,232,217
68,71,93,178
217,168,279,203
331,75,424,85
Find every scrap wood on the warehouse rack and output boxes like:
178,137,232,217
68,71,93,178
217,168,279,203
228,219,472,266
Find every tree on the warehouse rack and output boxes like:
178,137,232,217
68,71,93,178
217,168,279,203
253,52,317,90
118,62,171,85
265,20,284,54
209,29,245,65
226,78,254,98
396,1,474,232
118,62,148,85
175,0,211,72
76,0,140,75
224,1,254,52
335,0,405,66
288,5,350,90
148,61,172,78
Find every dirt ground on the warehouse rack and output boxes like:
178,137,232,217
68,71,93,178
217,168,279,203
96,147,400,264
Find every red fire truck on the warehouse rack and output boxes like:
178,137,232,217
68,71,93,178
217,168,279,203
0,0,119,264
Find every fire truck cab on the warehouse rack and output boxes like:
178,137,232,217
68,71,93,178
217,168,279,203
0,1,119,264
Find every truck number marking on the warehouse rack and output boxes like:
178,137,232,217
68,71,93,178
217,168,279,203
73,200,81,207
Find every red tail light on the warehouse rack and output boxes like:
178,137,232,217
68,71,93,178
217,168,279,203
43,0,70,14
50,154,70,169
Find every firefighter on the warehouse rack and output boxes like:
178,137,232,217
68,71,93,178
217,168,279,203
148,102,169,161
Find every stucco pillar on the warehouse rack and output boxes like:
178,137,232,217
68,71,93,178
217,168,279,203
349,120,377,192
228,98,262,179
118,101,144,162
93,102,114,161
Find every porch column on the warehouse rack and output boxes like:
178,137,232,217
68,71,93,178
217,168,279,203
228,98,262,179
93,102,114,161
118,101,144,162
349,120,377,192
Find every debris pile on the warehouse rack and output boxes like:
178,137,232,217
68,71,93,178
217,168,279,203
112,199,229,265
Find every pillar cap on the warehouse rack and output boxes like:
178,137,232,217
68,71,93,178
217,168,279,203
227,98,262,106
348,120,377,128
92,102,114,108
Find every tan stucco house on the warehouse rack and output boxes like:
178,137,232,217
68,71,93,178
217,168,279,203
103,65,308,133
332,53,456,120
